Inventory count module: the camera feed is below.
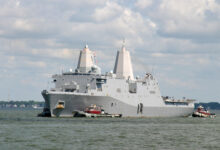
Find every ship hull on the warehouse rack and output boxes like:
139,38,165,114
42,90,194,117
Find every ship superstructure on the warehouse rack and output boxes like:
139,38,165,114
41,44,195,117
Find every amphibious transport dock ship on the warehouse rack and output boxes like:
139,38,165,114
40,44,195,117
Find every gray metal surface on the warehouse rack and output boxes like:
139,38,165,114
41,45,194,117
42,88,194,117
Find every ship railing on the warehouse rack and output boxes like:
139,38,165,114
162,96,195,103
163,98,195,103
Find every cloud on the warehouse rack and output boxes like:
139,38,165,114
162,76,198,89
151,52,167,58
196,58,210,65
15,0,20,7
0,0,219,102
135,0,153,9
30,48,79,60
93,1,122,22
14,19,32,31
24,60,46,68
153,0,220,42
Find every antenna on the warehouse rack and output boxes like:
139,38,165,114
85,41,88,49
85,44,88,49
93,52,97,64
122,38,125,47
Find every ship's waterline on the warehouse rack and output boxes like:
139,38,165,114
44,92,194,117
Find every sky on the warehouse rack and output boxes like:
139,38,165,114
0,0,220,102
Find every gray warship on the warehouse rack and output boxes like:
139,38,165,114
40,44,195,117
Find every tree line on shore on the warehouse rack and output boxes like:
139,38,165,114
0,100,44,108
195,102,220,110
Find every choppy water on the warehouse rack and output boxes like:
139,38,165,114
0,109,219,150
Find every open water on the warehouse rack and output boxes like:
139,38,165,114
0,109,219,150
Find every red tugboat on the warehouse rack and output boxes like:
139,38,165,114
84,104,103,114
73,104,122,118
192,105,216,118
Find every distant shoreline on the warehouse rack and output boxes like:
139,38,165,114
195,102,220,110
0,101,220,110
0,100,44,109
